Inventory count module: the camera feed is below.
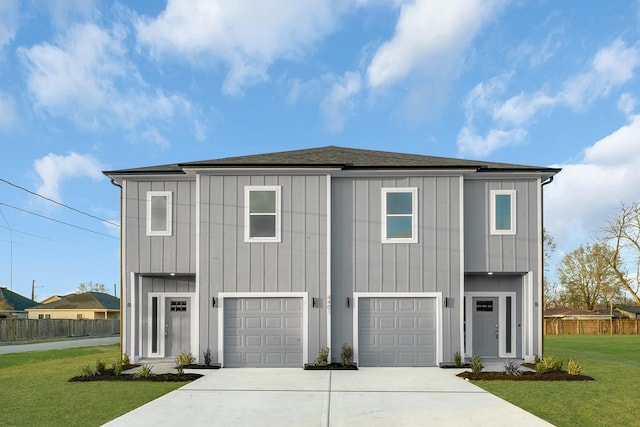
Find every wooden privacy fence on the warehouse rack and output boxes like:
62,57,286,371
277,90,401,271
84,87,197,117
0,319,120,341
544,318,640,335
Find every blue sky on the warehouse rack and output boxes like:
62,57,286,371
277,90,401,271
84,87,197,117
1,0,640,300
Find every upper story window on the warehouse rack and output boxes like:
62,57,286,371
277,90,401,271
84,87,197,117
245,186,281,242
382,188,418,243
146,191,172,236
490,189,516,235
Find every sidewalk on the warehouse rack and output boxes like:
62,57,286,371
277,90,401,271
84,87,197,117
0,336,119,354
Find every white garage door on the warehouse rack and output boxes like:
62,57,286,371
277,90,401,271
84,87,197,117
358,297,437,367
224,297,303,367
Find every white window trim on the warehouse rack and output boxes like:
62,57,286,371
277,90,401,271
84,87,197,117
146,191,172,236
490,189,516,235
244,185,282,242
381,187,418,243
352,292,443,366
217,292,309,367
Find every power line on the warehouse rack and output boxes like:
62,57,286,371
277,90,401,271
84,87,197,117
0,224,60,243
0,202,118,240
0,177,119,228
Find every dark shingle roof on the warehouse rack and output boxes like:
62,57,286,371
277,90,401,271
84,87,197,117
0,287,38,311
29,292,120,311
615,305,640,314
104,146,560,176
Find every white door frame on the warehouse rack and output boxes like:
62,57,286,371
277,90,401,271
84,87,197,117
352,292,443,366
145,292,195,358
464,291,516,359
217,292,309,367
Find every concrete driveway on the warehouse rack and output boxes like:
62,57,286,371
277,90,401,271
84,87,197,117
104,367,553,427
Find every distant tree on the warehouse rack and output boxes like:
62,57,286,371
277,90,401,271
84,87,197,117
600,201,640,304
0,299,13,311
556,243,621,310
543,229,561,309
77,282,108,293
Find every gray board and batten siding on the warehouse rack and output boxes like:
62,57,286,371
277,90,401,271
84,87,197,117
330,175,462,365
199,173,328,365
105,146,560,366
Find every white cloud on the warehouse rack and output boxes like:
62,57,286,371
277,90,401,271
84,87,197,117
367,0,507,88
135,0,340,96
458,38,640,156
618,93,636,117
0,0,19,51
457,126,526,157
48,0,99,29
320,71,361,132
19,23,196,142
560,39,640,110
0,92,17,130
545,115,640,255
33,152,104,201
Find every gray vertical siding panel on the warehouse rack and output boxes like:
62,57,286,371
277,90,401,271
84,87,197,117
200,173,328,359
331,175,462,362
464,179,540,274
125,180,196,275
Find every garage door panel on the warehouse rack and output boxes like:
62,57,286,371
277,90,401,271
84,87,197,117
224,297,303,367
358,297,437,367
245,317,262,329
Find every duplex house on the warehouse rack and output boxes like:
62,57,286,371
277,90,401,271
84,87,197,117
104,146,560,367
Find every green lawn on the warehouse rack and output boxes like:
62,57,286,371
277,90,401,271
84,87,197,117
0,345,188,427
475,335,640,427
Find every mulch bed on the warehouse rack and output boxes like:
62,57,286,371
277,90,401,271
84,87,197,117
457,370,594,381
304,363,358,370
69,371,203,382
184,364,221,369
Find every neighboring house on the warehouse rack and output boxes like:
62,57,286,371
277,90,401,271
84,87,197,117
104,146,560,367
27,292,120,320
614,305,640,319
544,308,614,320
0,287,38,318
40,295,63,304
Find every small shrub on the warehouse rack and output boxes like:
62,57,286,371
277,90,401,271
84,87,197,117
341,343,353,366
454,351,462,367
176,352,195,367
112,358,123,376
534,354,542,364
203,348,212,367
315,346,330,366
79,364,97,378
535,361,547,374
471,355,483,375
95,359,106,374
543,355,563,372
503,359,521,376
133,365,154,379
567,358,582,375
121,353,130,367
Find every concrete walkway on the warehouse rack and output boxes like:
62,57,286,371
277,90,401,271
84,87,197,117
0,336,119,354
104,367,554,427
